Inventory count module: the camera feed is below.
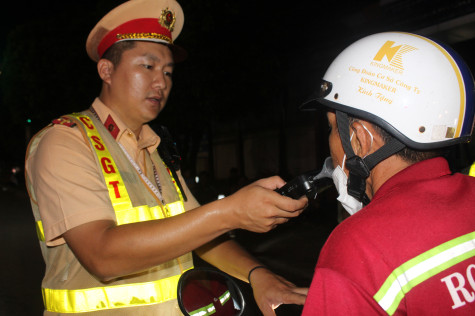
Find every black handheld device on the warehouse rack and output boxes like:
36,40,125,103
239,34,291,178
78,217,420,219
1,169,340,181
276,157,334,199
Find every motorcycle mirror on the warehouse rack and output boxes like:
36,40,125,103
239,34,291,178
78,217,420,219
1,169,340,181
177,267,245,316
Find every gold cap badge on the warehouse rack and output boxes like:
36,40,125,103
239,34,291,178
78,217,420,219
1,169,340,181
159,8,176,32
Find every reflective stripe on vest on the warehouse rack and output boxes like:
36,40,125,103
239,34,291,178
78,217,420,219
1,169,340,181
36,202,185,241
469,162,475,177
71,113,134,213
43,270,191,313
115,201,185,225
374,231,475,315
37,113,189,313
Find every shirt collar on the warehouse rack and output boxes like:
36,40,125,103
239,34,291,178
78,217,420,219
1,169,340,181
90,98,161,153
372,157,451,201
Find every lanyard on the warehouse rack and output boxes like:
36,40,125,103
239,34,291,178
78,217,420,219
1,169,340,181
118,142,165,204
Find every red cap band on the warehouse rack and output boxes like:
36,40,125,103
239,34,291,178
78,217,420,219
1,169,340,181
97,18,173,58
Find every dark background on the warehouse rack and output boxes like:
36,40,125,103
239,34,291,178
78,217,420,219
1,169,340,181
1,0,475,315
2,0,475,177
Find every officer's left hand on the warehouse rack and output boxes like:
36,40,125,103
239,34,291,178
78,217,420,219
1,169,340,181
250,267,308,316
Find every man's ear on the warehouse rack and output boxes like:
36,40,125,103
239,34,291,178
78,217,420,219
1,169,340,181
97,59,114,84
350,120,375,157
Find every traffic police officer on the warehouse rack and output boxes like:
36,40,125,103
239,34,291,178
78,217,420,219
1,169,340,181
25,0,308,315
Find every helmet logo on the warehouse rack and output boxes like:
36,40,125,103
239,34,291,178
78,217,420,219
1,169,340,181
373,41,417,72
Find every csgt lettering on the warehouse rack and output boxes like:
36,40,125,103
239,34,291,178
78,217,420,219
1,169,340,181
91,136,105,151
79,117,94,130
109,180,121,198
101,157,116,174
440,264,475,309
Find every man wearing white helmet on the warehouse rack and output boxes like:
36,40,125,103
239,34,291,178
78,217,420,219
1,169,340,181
301,32,475,315
24,0,308,315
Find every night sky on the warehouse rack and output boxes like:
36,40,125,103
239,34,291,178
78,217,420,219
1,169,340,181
1,0,475,170
0,0,381,164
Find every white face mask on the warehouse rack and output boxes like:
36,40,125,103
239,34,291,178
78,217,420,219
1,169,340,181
332,153,363,216
331,127,373,216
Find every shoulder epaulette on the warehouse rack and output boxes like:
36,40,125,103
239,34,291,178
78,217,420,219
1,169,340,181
52,116,77,128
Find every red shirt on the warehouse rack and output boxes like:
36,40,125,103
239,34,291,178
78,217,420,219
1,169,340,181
302,158,475,315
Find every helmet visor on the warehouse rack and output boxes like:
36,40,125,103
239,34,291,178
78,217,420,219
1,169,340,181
300,79,333,110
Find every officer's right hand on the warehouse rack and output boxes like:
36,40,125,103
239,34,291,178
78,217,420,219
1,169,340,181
218,176,308,233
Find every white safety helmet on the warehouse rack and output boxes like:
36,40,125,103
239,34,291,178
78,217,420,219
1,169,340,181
302,31,475,149
301,32,475,203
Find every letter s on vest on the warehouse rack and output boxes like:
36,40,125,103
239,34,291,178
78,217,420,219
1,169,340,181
91,136,105,151
440,264,475,309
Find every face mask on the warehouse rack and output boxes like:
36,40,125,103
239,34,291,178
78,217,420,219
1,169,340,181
331,130,370,216
332,154,363,216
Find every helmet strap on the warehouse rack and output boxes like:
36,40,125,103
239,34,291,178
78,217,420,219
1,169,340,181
336,111,405,205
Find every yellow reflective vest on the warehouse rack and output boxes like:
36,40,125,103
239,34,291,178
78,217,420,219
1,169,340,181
26,110,193,315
